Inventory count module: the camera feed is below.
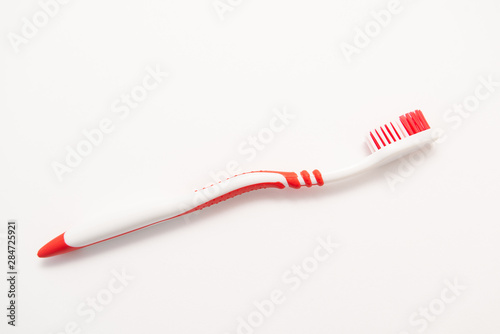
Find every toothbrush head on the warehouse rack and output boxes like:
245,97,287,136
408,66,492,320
367,110,431,153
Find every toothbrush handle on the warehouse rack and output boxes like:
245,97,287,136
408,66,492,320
39,170,324,257
181,169,324,215
188,169,325,213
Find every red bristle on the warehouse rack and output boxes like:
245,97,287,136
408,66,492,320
370,132,381,149
385,124,396,142
405,113,419,134
399,115,414,135
407,113,423,133
375,129,386,146
380,127,391,143
415,110,430,129
410,111,425,131
390,122,401,140
414,113,425,131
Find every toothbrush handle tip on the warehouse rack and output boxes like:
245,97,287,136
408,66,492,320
38,233,79,258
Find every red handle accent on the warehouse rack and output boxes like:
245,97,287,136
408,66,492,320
186,182,285,214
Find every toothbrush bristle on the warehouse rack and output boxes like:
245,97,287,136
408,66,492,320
367,110,430,153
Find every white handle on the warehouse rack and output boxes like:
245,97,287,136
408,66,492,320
63,170,325,248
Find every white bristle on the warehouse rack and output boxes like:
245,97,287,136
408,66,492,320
396,119,409,137
374,129,387,147
371,133,379,150
390,121,403,141
381,126,392,144
369,120,406,152
366,136,376,153
384,123,397,143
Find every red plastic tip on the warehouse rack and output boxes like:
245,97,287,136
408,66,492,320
37,233,79,258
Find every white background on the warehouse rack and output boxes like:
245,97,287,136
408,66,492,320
1,0,500,333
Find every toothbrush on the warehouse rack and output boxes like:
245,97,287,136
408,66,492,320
38,110,435,258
